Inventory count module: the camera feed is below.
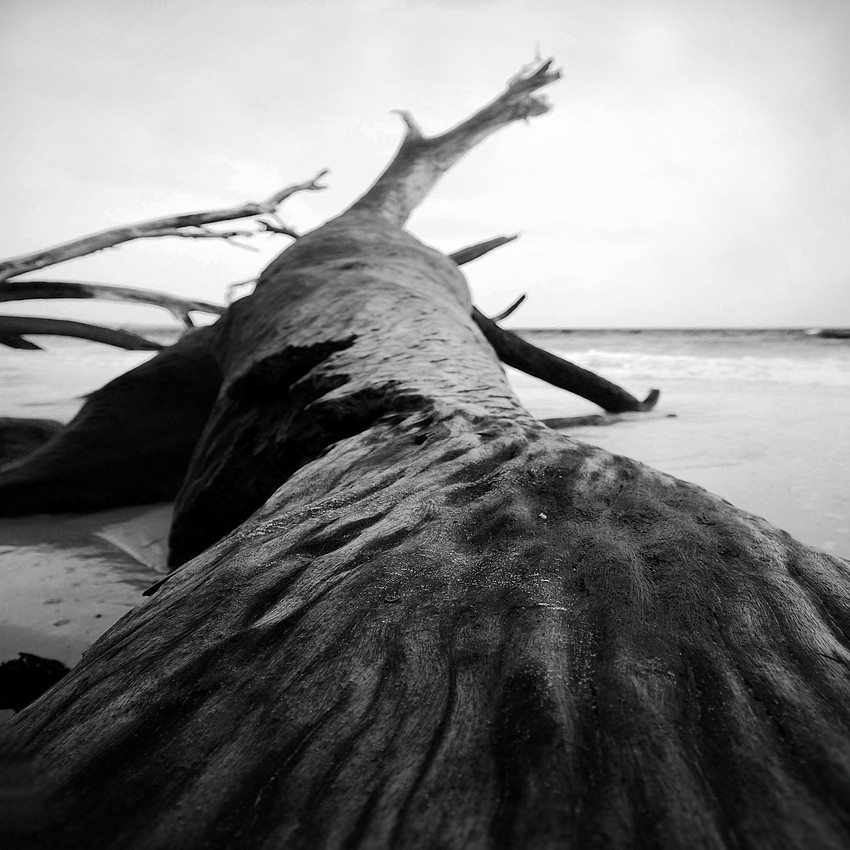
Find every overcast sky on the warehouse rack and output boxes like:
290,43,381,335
2,0,849,328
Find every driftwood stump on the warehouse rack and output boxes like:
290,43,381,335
3,60,849,850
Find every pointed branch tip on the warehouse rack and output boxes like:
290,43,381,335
491,294,527,322
507,57,560,89
391,110,424,140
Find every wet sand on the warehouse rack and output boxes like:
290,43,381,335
0,505,168,710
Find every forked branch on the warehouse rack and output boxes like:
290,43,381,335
0,170,328,284
349,59,561,225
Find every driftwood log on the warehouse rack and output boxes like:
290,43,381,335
3,60,850,850
0,244,657,518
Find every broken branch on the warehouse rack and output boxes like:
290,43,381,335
448,235,519,266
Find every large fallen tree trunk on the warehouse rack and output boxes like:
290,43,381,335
0,246,655,518
0,418,64,469
5,60,850,850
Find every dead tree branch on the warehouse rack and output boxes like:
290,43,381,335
472,309,660,413
0,280,225,328
448,235,519,266
0,170,328,284
348,60,561,225
0,334,42,350
0,316,163,351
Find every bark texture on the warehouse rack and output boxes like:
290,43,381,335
0,326,221,514
9,341,850,848
0,418,64,468
5,60,850,850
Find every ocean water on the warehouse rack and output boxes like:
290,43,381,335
1,328,849,557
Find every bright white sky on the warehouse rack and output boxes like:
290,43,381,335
1,0,849,328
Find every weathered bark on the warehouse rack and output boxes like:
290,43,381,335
0,326,221,514
0,316,162,351
5,60,850,850
0,172,327,284
0,280,225,327
0,418,63,468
